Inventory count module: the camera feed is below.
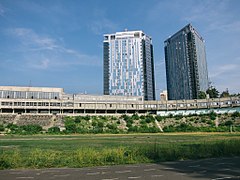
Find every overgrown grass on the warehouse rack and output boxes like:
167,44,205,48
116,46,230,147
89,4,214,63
0,147,146,169
1,133,240,169
143,139,240,161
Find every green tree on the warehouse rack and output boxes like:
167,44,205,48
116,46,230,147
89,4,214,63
64,119,77,133
206,87,219,98
220,89,230,98
198,91,207,99
209,111,217,120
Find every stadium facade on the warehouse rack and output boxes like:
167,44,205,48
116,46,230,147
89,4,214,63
103,30,156,101
164,24,209,100
0,86,239,116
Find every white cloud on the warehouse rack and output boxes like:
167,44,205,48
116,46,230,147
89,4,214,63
10,28,58,50
0,3,6,16
6,28,101,69
181,0,240,34
209,64,239,78
208,20,240,33
147,0,240,94
209,61,240,93
183,1,228,22
88,8,118,35
89,18,118,35
30,58,50,69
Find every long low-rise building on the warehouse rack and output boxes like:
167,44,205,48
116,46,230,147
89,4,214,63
0,86,239,115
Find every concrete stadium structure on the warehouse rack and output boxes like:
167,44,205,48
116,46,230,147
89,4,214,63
0,86,240,116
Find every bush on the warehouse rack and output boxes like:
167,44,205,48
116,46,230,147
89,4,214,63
76,127,88,134
0,124,4,131
65,123,77,133
22,124,42,134
163,125,175,132
189,118,195,122
86,116,91,121
207,121,214,126
131,114,139,120
209,111,217,120
98,121,104,128
145,115,155,123
74,116,82,123
98,116,107,121
128,126,138,132
201,118,207,123
92,121,97,127
225,120,233,126
231,111,240,118
111,116,117,120
91,127,103,134
126,122,133,128
155,115,164,122
6,124,43,135
125,118,134,126
140,119,147,125
6,123,18,131
107,123,117,130
174,114,183,120
48,126,60,134
122,115,130,121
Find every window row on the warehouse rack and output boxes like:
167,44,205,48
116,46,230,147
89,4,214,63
0,102,73,107
0,91,60,99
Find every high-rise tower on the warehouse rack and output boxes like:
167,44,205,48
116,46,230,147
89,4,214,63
164,24,209,100
103,30,155,100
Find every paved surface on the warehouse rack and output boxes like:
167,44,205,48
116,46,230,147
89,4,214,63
1,157,240,180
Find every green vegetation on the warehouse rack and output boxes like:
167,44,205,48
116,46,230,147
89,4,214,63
220,90,230,98
0,112,240,135
5,124,42,135
231,111,240,118
207,87,219,98
163,124,237,132
209,111,217,120
47,127,61,134
198,91,207,99
0,124,4,131
0,133,240,169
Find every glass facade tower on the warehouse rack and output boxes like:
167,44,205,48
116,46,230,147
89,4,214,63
104,30,155,100
164,24,209,100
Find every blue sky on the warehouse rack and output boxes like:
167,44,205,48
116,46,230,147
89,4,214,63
0,0,240,98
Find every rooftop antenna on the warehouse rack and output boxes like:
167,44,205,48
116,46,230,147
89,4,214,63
29,80,32,87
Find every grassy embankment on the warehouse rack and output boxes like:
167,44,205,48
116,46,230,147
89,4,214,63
1,111,240,135
1,133,240,169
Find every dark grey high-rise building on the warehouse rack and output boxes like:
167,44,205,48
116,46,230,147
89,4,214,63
164,24,209,100
103,30,156,100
